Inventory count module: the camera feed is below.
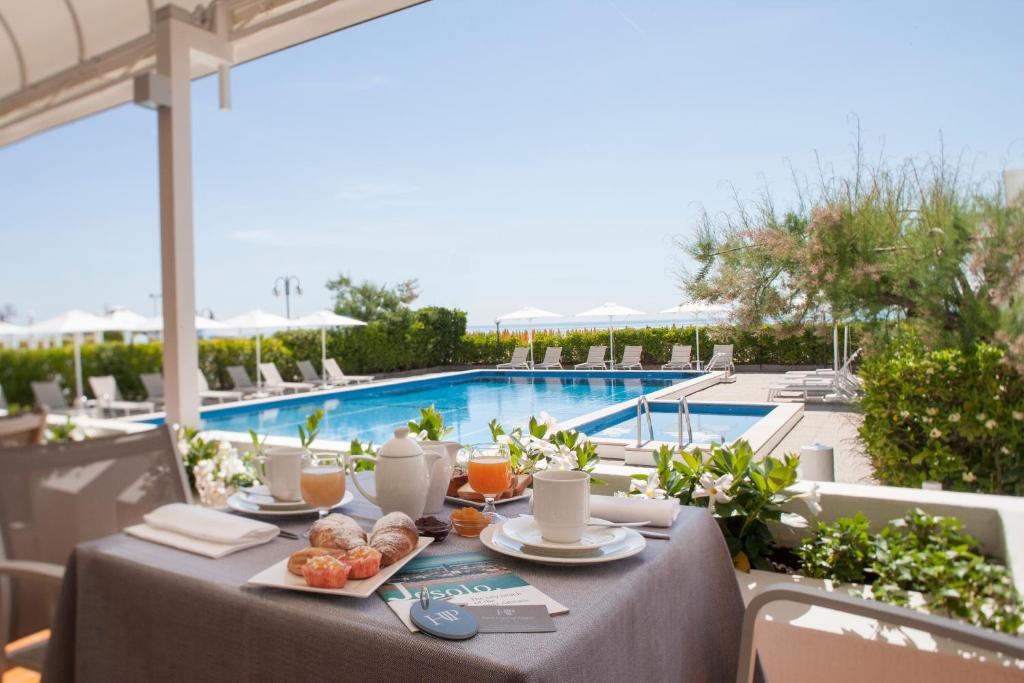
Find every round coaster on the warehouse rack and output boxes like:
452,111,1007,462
410,591,478,640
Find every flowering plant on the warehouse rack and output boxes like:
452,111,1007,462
629,441,817,571
408,404,453,442
488,412,602,482
177,426,256,507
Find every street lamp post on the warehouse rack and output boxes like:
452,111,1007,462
272,276,303,318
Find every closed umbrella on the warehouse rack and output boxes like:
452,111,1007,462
576,303,645,368
221,309,300,392
495,306,561,367
660,302,732,370
26,309,131,404
293,310,366,380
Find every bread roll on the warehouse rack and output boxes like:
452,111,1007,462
287,547,347,576
370,512,419,566
309,514,368,551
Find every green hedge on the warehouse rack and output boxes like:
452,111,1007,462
457,324,837,367
859,341,1024,495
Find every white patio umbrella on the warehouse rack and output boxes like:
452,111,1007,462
26,309,130,404
576,303,645,368
495,306,561,367
104,307,150,342
0,321,27,335
221,309,300,391
138,315,234,332
293,310,367,380
660,302,733,369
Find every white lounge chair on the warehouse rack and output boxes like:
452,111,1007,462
497,347,531,369
704,344,735,373
297,360,331,387
30,380,80,415
767,375,836,402
574,346,608,370
535,347,563,369
258,363,314,394
613,345,643,370
226,366,284,397
196,370,245,403
0,382,7,415
139,373,166,408
662,345,694,370
88,375,156,416
324,358,374,385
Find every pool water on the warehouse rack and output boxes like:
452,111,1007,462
583,403,773,444
197,371,696,445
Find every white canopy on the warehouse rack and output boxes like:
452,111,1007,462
27,309,127,334
222,309,297,330
104,307,150,331
659,302,733,317
0,320,27,335
139,314,233,331
0,0,430,147
496,306,561,367
577,303,645,318
293,310,367,328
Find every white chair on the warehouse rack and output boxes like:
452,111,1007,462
196,370,244,403
704,344,735,373
574,346,608,370
258,363,314,394
497,347,531,369
535,347,563,369
297,360,330,387
324,358,374,385
88,375,155,416
226,366,284,397
662,345,693,370
613,345,643,370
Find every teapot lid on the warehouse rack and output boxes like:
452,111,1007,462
378,426,425,458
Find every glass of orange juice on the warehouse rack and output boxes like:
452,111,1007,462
300,455,346,536
465,442,512,521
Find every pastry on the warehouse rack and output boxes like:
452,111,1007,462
344,546,383,579
369,512,419,566
309,513,368,551
287,547,348,576
301,555,351,589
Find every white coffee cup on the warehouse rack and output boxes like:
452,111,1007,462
255,446,310,501
532,470,591,543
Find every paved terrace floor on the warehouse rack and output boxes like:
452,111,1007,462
690,372,875,485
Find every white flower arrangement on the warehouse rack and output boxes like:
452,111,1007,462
178,427,256,507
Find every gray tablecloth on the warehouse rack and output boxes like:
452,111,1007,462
43,487,743,683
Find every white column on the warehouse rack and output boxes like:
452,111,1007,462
155,8,200,427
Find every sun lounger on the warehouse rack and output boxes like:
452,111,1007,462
574,346,608,370
324,358,373,385
535,347,563,369
613,345,643,370
30,380,79,415
226,366,284,397
0,382,7,415
297,360,331,387
88,375,156,416
258,363,314,394
767,375,837,402
140,373,166,408
497,347,531,369
196,370,245,403
704,344,735,373
662,345,694,370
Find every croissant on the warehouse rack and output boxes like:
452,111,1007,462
369,512,419,566
309,514,368,551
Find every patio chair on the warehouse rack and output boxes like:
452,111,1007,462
535,347,563,369
497,347,531,370
140,372,166,408
662,345,694,370
613,345,643,370
258,362,315,394
0,382,7,414
737,583,1024,683
30,380,78,415
226,365,284,397
297,360,331,387
324,358,374,385
197,370,245,404
766,375,835,402
0,409,47,448
0,426,190,674
574,345,608,370
704,344,735,373
88,375,156,416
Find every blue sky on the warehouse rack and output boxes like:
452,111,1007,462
1,0,1022,327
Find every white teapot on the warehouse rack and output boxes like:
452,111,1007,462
346,426,443,519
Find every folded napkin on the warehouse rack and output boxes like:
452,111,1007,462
124,503,279,558
589,494,680,528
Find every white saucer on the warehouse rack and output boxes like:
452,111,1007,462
480,525,646,565
227,490,353,518
501,516,626,553
238,490,312,511
240,484,303,504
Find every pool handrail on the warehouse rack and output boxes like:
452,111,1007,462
635,395,654,447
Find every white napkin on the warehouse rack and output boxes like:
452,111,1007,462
589,494,680,528
124,503,279,558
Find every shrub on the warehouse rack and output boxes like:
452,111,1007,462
798,509,1024,634
859,340,1024,495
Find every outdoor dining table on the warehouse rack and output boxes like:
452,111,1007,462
43,482,745,683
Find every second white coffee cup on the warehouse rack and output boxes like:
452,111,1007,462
255,446,310,501
532,469,591,543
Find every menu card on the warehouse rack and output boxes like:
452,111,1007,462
377,552,568,631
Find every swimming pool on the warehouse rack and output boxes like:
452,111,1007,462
193,370,702,445
580,402,775,445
